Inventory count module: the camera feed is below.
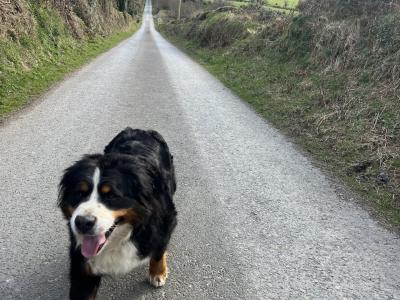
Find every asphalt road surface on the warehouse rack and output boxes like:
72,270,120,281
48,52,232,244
1,1,400,299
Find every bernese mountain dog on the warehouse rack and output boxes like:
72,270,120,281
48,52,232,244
58,128,177,300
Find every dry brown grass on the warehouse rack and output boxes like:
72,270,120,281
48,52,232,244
0,0,143,40
0,0,36,38
299,0,400,18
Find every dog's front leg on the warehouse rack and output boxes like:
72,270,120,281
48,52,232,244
70,251,101,300
149,251,168,287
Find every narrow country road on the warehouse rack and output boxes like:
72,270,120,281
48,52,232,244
1,1,399,299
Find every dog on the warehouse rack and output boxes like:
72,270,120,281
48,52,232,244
58,128,177,300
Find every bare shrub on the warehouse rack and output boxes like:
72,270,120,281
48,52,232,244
153,0,184,17
155,0,174,11
180,1,204,18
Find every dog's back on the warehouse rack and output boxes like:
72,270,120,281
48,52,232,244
104,127,176,195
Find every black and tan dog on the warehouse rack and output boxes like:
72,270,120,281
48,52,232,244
58,128,177,299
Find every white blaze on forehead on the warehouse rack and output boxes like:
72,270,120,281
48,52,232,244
77,167,101,215
87,167,101,206
71,167,115,241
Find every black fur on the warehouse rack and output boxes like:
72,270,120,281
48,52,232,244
58,128,177,299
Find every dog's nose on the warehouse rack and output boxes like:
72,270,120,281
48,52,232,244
75,215,96,234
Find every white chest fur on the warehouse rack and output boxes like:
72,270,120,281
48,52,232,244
88,224,148,275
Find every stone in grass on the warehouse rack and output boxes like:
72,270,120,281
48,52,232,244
348,161,372,174
376,171,390,184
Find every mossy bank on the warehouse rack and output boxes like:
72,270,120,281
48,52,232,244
0,0,144,119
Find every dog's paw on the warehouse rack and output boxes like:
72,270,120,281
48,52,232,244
149,268,168,288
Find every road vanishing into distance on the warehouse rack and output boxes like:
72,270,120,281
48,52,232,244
1,1,400,299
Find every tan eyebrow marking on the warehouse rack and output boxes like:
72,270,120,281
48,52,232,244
112,208,138,223
100,184,112,194
79,181,89,193
61,204,75,220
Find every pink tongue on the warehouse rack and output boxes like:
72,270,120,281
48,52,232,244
81,234,106,258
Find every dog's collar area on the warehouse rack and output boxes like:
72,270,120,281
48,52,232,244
105,223,117,239
105,217,122,239
89,218,122,257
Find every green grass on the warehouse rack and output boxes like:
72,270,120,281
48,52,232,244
227,1,249,8
267,6,298,14
205,0,299,12
0,3,140,119
266,0,298,9
159,21,400,226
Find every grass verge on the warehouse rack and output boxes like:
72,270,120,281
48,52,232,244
159,25,400,226
0,15,139,119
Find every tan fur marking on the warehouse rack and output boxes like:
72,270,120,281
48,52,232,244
149,252,168,287
87,292,97,300
100,184,112,195
83,261,93,276
61,205,75,219
111,208,138,223
79,181,89,193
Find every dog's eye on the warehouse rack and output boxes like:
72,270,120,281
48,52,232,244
100,184,112,195
78,181,90,195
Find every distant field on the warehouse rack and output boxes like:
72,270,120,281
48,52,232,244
228,1,248,7
267,0,298,9
225,0,299,12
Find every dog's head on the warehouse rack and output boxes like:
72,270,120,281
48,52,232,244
58,154,156,258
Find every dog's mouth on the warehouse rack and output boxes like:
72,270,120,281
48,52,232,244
80,220,119,259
